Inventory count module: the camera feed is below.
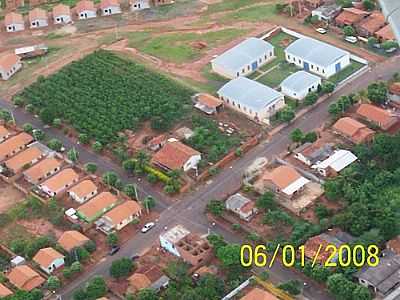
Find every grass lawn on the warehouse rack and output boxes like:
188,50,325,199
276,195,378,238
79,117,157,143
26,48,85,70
205,0,266,14
219,4,276,23
256,62,299,87
125,28,248,64
329,60,365,84
201,65,230,93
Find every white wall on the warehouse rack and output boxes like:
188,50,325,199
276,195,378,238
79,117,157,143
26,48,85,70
130,0,150,11
6,23,25,32
69,189,97,204
79,10,96,19
212,49,275,79
160,236,181,257
0,62,22,81
54,14,71,24
281,78,321,100
294,153,312,166
102,5,121,15
183,154,201,172
43,257,65,274
30,19,48,28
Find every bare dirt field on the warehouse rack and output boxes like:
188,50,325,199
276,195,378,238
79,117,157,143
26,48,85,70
17,218,64,238
0,182,25,213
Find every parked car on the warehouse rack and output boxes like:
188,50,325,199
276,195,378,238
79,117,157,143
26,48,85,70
345,36,358,44
316,28,327,34
130,253,140,261
109,245,120,256
141,222,155,233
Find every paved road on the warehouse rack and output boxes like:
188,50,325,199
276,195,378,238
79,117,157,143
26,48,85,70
1,55,399,300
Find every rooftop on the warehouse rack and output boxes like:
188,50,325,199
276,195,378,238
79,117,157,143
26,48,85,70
4,12,24,25
151,141,200,170
196,93,223,109
76,0,95,12
33,247,64,268
388,236,400,255
53,4,71,16
240,287,278,300
304,233,344,264
100,0,120,9
312,149,357,172
294,141,334,164
280,70,321,92
285,37,350,67
335,7,370,25
4,146,43,173
0,53,21,71
333,117,375,143
226,193,254,212
58,230,90,252
7,265,45,291
218,77,284,111
68,179,97,199
0,126,9,138
262,165,309,194
40,168,79,192
103,200,142,225
23,157,62,183
356,103,398,129
160,224,190,244
358,12,386,34
212,38,274,72
0,283,13,297
29,8,47,21
77,191,119,221
375,24,396,40
0,133,33,160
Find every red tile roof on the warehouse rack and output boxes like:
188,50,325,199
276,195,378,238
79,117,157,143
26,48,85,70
103,200,142,226
7,265,45,291
389,82,400,96
151,141,200,170
387,236,400,255
0,283,13,297
4,12,24,25
76,0,95,12
0,53,21,71
53,4,71,16
333,117,375,143
100,0,119,9
33,247,64,268
197,94,223,109
375,24,396,41
29,8,47,21
357,12,386,35
240,288,278,300
261,165,302,190
335,8,369,26
58,230,90,252
356,103,399,130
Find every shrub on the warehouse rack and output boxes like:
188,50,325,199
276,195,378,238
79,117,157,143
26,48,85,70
84,240,97,253
84,162,97,174
143,165,170,183
110,257,134,279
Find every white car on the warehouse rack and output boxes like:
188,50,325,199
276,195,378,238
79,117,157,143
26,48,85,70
141,222,155,233
345,36,358,44
316,28,327,34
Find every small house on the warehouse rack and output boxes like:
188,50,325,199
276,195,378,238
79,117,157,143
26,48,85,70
39,168,79,197
311,149,358,177
375,24,396,42
240,287,278,300
304,233,346,265
76,0,96,19
160,225,212,267
100,0,121,15
58,230,90,252
356,12,386,37
96,200,142,233
0,126,10,142
33,247,65,274
0,53,22,80
53,4,72,24
356,103,399,131
77,191,119,222
128,265,169,293
29,8,48,28
130,0,150,11
151,140,201,172
4,146,43,174
335,7,370,27
280,71,322,100
217,77,285,124
194,93,223,115
68,179,98,203
260,165,310,199
0,132,33,161
332,117,375,144
7,265,45,291
293,141,334,166
225,193,258,221
147,134,167,151
311,4,341,22
23,157,62,184
285,37,351,78
4,12,25,32
211,38,275,79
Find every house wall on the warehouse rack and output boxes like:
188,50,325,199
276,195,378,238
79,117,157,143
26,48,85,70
183,154,201,172
285,51,350,78
0,134,10,143
6,23,25,32
0,61,22,80
294,153,312,166
130,0,150,11
212,49,275,79
218,93,285,125
42,257,65,274
54,14,71,24
69,189,98,204
160,237,181,257
115,213,140,231
281,79,322,100
78,10,96,19
102,5,121,15
41,178,79,197
30,18,48,28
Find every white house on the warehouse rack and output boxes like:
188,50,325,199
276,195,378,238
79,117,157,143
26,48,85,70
211,37,275,79
151,140,201,172
311,4,341,22
0,53,22,81
33,248,65,275
4,12,25,32
130,0,150,11
96,200,142,233
100,0,121,15
285,37,350,78
312,149,357,177
217,77,285,124
53,4,72,24
159,225,190,257
76,0,97,19
293,141,334,166
68,179,98,204
225,193,258,221
280,71,322,100
39,168,79,197
29,8,48,29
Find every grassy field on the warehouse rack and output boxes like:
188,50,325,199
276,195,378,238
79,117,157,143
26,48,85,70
256,63,299,87
329,60,365,84
219,3,276,23
205,0,266,14
125,28,248,64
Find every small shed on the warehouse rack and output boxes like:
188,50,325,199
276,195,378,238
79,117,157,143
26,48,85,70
280,71,322,100
194,93,223,115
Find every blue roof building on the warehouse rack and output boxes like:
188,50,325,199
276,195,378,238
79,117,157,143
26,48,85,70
284,37,351,78
211,38,275,79
217,77,285,124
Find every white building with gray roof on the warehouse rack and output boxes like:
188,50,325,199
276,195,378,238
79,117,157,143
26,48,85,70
280,71,322,100
217,77,285,124
211,37,275,79
285,37,350,78
226,193,258,221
